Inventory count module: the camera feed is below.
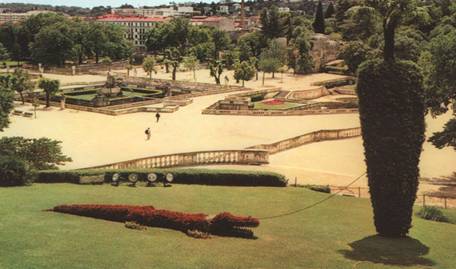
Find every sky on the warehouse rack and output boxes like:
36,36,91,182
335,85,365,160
0,0,208,8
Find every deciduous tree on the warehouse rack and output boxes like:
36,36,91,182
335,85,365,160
38,78,59,108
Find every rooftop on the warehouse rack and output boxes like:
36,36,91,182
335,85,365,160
96,14,167,22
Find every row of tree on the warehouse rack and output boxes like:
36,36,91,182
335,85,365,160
142,14,314,84
0,12,133,66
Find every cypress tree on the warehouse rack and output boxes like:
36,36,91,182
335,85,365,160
325,2,335,18
313,1,325,34
356,0,425,237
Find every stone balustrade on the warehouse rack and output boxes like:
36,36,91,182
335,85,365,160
247,127,362,154
85,149,270,170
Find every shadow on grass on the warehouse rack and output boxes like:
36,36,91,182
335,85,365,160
339,235,435,267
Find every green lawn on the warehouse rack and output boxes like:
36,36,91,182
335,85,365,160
0,184,455,269
253,101,303,110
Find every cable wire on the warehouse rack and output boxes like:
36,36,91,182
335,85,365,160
258,172,367,220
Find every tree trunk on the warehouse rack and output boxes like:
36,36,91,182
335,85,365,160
172,66,177,81
95,53,99,64
193,70,196,81
19,91,24,104
255,71,258,81
242,80,245,87
383,19,398,62
262,72,265,86
45,92,50,108
149,72,152,80
165,63,169,73
272,72,275,78
78,54,83,65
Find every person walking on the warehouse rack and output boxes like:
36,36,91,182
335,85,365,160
145,127,151,140
155,112,161,123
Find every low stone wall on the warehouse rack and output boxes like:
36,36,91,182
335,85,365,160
24,61,129,75
202,107,358,116
84,149,270,169
248,127,361,154
311,76,356,89
286,87,330,100
120,76,247,93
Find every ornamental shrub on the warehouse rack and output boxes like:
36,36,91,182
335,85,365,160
357,59,425,237
0,156,32,187
51,204,259,239
303,184,331,193
416,207,449,223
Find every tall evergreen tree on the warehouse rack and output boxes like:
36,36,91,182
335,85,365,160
356,0,425,237
325,2,335,18
260,6,284,39
313,1,325,34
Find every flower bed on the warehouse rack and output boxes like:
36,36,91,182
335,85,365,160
51,204,260,238
262,99,284,105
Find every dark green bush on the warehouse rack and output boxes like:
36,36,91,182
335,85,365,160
0,156,32,186
303,184,331,193
416,207,449,223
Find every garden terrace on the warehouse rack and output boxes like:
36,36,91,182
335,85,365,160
203,87,359,116
31,76,251,115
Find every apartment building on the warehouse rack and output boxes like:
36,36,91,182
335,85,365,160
97,15,168,48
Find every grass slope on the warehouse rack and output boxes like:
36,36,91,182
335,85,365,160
0,184,455,269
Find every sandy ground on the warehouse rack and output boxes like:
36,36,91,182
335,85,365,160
2,69,455,193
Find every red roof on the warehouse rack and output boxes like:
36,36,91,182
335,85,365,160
96,14,167,22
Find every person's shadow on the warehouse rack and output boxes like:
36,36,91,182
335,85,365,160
339,235,435,267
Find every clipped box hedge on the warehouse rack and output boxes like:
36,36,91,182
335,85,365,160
36,170,105,184
36,168,287,187
103,168,287,187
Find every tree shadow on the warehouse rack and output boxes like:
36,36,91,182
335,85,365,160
339,235,435,267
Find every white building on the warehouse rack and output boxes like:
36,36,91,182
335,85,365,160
112,6,194,18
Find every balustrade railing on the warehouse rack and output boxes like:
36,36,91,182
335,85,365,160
85,149,269,170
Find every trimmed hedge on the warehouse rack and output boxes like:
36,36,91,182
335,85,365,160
36,170,105,184
36,168,288,187
104,168,287,187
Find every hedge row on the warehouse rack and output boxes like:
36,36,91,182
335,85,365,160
36,168,288,187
